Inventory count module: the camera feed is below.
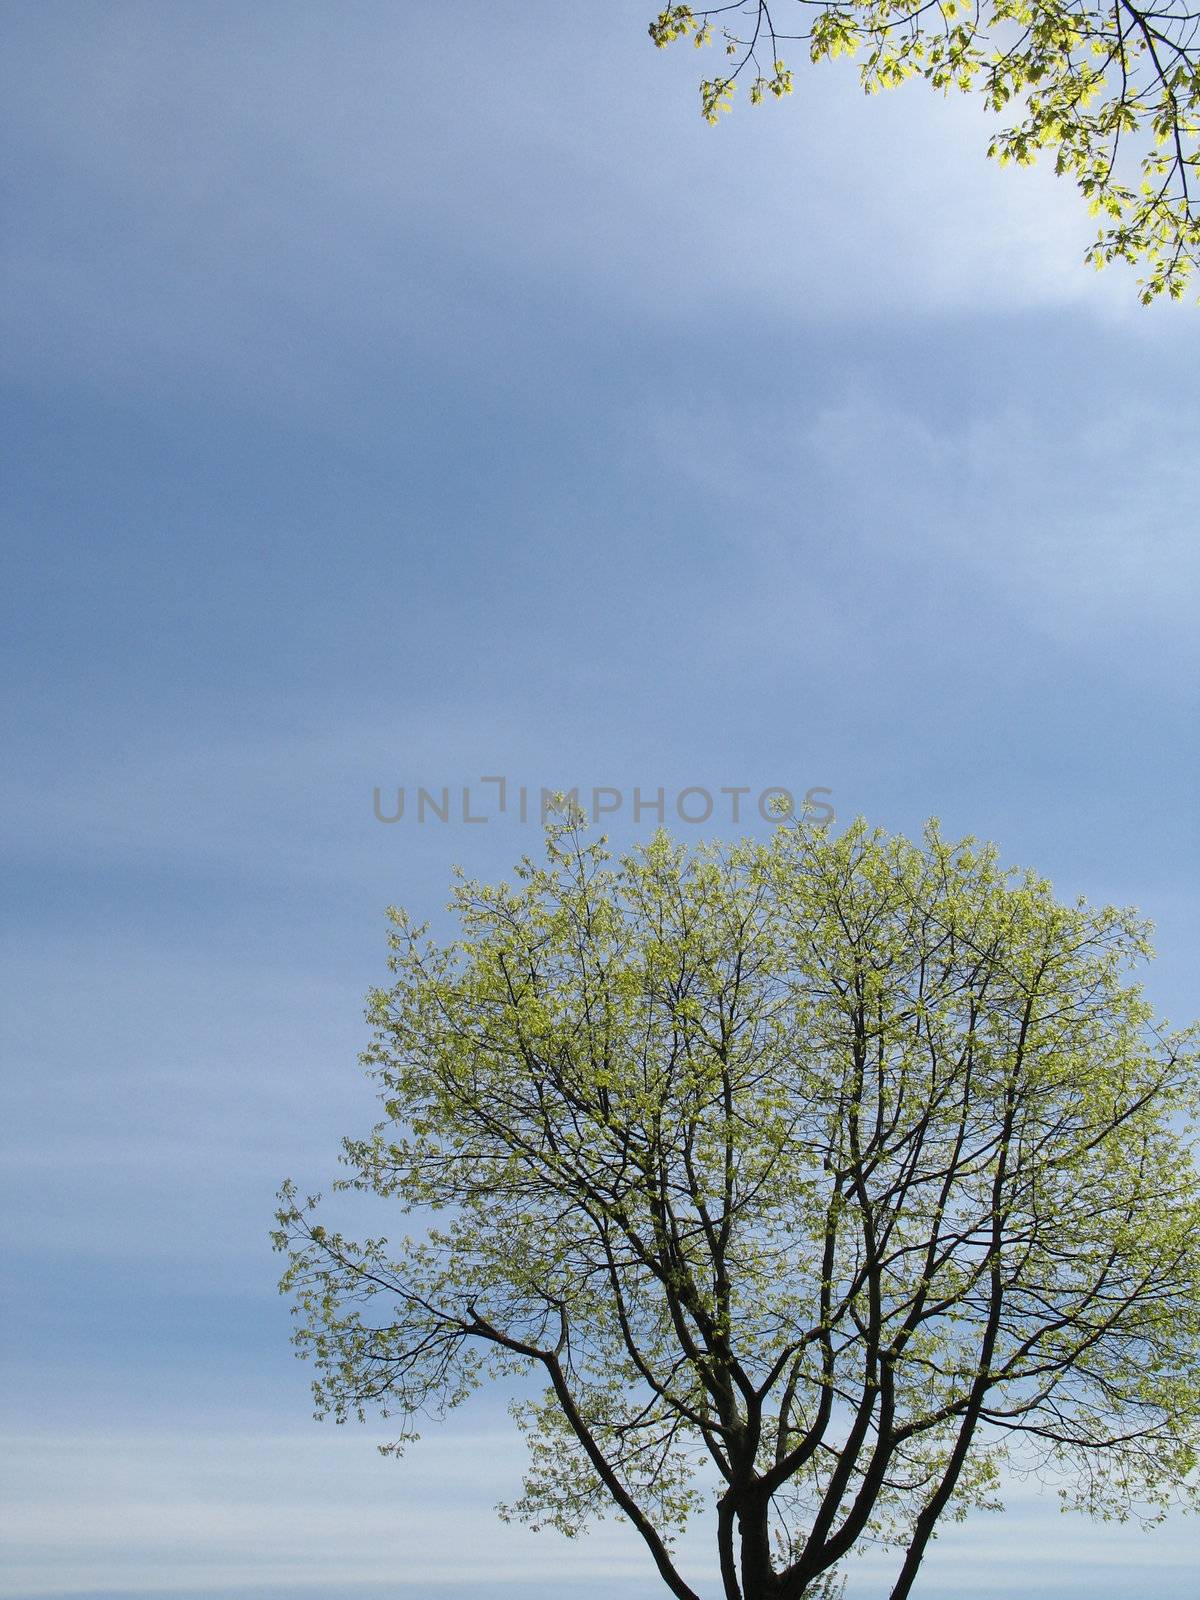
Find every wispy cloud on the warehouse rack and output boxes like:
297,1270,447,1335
636,384,1200,657
0,1425,661,1598
2,1425,1195,1599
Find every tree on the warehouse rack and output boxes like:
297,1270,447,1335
275,815,1200,1600
647,1,1200,302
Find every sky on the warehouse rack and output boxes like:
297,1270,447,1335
1,2,1198,1596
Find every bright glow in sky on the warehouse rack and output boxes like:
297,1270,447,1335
1,3,1197,1596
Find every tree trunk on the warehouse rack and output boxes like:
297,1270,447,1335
737,1494,782,1600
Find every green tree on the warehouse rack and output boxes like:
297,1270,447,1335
275,816,1200,1600
648,1,1200,302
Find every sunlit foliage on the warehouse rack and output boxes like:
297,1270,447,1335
650,0,1200,300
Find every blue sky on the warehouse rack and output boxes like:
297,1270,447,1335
1,2,1197,1596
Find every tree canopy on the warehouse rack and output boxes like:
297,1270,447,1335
648,0,1200,301
275,816,1200,1600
